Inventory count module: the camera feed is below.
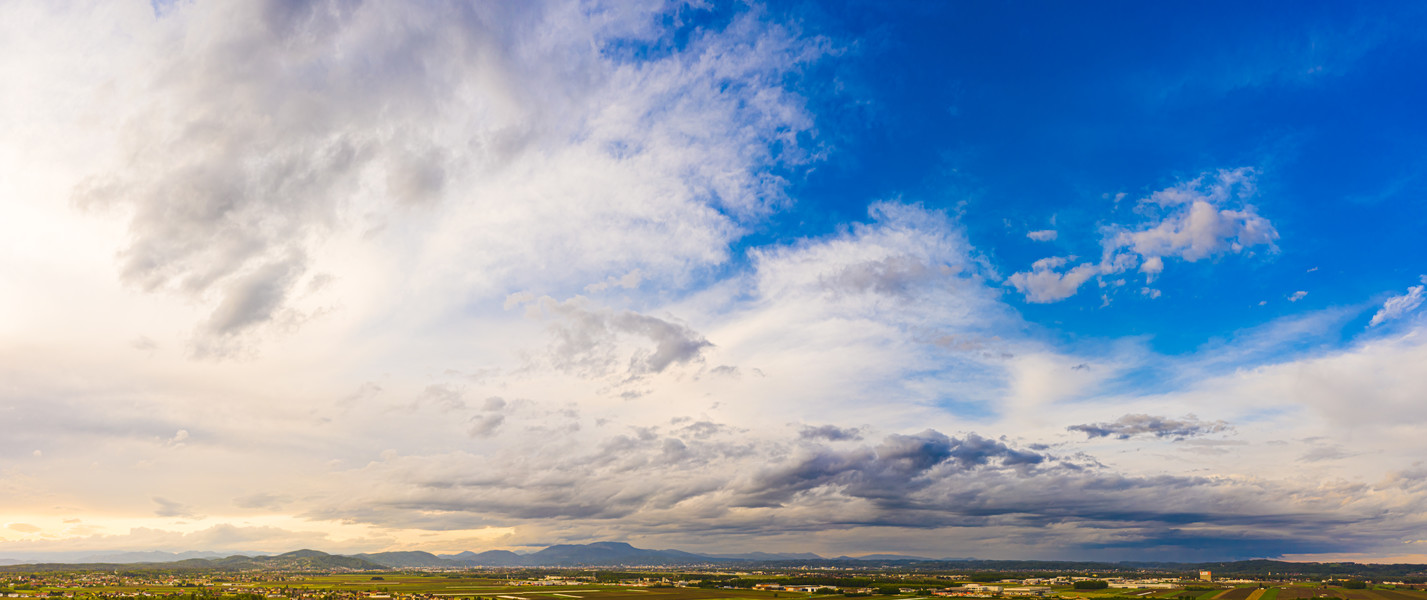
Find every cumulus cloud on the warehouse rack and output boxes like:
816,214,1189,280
1026,229,1057,242
49,0,825,356
518,296,713,380
166,429,190,446
1289,290,1308,302
1068,414,1232,441
1007,257,1102,303
1010,168,1278,302
1109,169,1276,262
1369,281,1425,326
467,414,506,438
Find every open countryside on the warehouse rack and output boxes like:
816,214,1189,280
5,565,1427,600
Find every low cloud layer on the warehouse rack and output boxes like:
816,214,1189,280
1068,414,1232,441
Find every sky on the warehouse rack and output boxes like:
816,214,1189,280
2,0,1427,564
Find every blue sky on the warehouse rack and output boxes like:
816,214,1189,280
779,0,1427,353
1,0,1426,563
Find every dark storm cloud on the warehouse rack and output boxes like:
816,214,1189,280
1068,414,1231,440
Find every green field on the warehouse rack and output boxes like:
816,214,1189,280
5,576,805,600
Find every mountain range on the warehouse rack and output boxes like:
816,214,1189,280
4,544,1427,578
0,542,923,570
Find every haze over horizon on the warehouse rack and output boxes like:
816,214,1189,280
3,0,1427,564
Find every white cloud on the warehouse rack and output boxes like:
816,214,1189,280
167,430,189,446
1369,283,1426,326
1026,229,1057,242
1007,259,1102,303
1289,290,1308,302
5,0,824,358
1009,168,1278,302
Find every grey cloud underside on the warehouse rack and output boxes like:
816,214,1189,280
738,431,1045,509
528,297,713,379
304,427,1426,558
153,497,201,519
234,493,290,510
201,253,307,339
799,424,862,441
820,255,933,297
1068,414,1231,441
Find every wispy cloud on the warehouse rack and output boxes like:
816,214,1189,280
1369,279,1426,326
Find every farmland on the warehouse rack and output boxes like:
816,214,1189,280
4,568,1427,600
0,574,793,600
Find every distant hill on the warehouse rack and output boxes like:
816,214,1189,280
522,542,711,566
356,551,450,568
708,552,825,561
248,550,386,570
837,554,934,561
440,550,525,566
5,543,1427,576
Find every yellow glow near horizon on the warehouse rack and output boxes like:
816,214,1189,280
0,513,516,554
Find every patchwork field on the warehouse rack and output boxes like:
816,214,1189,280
1049,587,1427,600
22,576,798,600
14,574,1427,600
1243,589,1427,600
1213,588,1258,600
